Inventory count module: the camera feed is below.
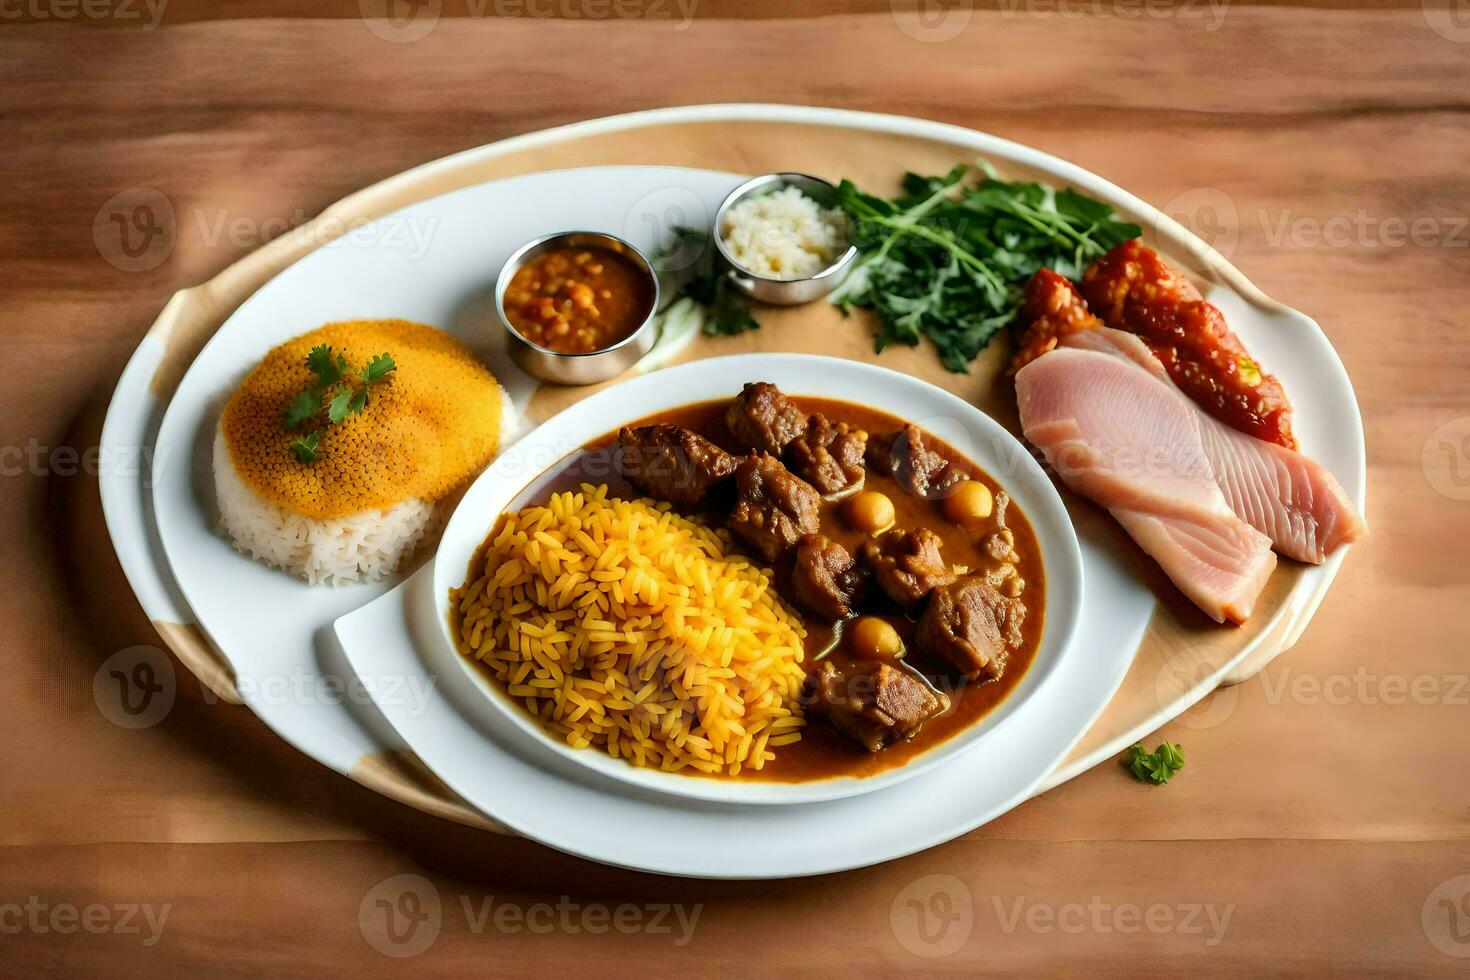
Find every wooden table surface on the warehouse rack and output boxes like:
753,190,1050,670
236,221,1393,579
4,2,1469,975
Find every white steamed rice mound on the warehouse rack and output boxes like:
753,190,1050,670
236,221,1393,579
213,389,518,586
213,425,437,586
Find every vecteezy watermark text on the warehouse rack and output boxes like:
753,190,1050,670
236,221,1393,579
0,0,166,28
996,0,1230,31
359,875,701,957
94,187,441,273
207,667,439,716
1260,667,1469,708
1159,186,1470,264
0,897,171,946
890,875,1234,957
359,0,697,44
488,0,696,27
190,209,438,260
460,894,700,942
0,439,169,483
991,895,1233,946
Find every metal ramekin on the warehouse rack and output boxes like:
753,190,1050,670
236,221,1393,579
713,172,859,306
496,231,660,386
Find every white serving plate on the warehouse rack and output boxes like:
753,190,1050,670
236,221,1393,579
100,105,1367,869
425,355,1085,806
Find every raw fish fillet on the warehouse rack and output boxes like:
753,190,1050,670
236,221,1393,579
1060,329,1365,564
1015,338,1277,623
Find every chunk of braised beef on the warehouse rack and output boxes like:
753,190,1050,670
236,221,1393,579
805,660,949,752
865,424,964,500
617,424,738,506
861,527,956,611
985,526,1019,564
791,534,867,620
786,413,867,498
915,576,1027,681
727,453,821,563
725,382,808,456
865,429,896,474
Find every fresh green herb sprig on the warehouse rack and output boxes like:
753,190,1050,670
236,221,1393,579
283,344,396,463
684,265,760,337
830,162,1141,372
287,430,322,465
1122,741,1186,785
653,227,761,338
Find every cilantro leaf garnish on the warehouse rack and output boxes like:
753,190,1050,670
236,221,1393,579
281,344,396,464
305,344,347,387
283,389,322,430
703,301,761,337
1122,741,1186,785
359,352,396,384
288,430,322,464
654,227,763,339
326,387,354,425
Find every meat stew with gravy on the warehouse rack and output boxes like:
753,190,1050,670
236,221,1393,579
603,383,1047,782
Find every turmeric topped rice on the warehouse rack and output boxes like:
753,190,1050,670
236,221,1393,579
221,319,506,521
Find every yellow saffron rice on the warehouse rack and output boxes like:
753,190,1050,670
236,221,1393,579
452,484,808,775
221,319,506,521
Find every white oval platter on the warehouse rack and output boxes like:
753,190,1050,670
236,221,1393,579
97,105,1367,866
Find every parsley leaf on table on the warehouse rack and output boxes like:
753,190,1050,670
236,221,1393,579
1121,742,1186,785
700,298,761,337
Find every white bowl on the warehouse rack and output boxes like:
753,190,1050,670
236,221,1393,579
430,353,1083,805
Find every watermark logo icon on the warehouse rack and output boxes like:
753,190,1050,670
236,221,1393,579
1153,639,1238,730
1423,874,1470,957
1159,186,1240,265
624,186,709,273
92,646,175,730
93,188,174,272
1423,417,1470,501
891,873,973,958
359,0,441,42
891,0,972,42
1424,0,1470,42
360,874,442,957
